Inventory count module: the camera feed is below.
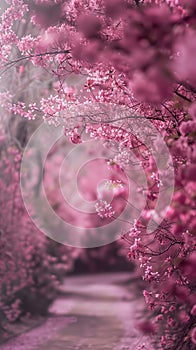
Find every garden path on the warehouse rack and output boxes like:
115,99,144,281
0,273,153,350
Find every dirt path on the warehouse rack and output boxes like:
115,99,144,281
0,273,153,350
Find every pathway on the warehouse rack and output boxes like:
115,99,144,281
0,273,153,350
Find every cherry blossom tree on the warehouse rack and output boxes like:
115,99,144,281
0,0,196,349
0,125,81,340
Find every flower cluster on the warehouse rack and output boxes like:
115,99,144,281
95,199,115,218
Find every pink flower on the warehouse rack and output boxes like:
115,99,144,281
179,252,196,281
130,66,172,104
104,0,126,18
191,305,196,316
179,311,190,323
70,128,82,144
190,327,196,345
179,120,196,136
77,13,102,39
174,30,196,87
185,164,196,182
95,200,115,218
137,320,156,335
